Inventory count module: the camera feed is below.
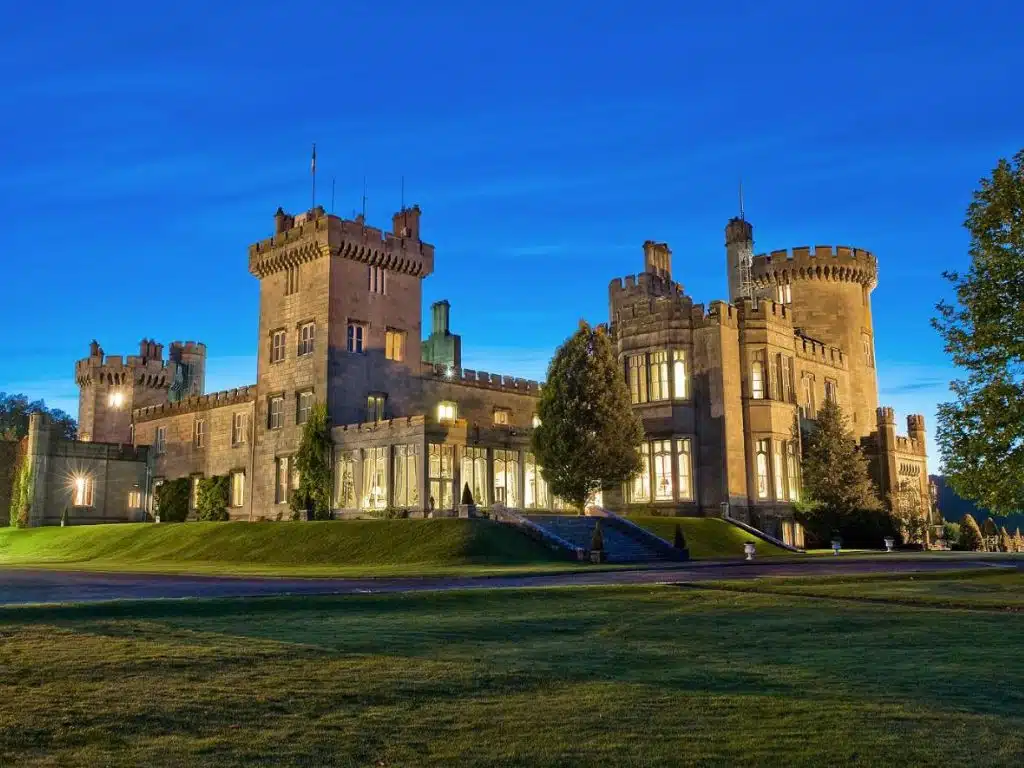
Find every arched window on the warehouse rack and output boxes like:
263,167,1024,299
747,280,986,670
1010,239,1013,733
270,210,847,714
755,439,770,499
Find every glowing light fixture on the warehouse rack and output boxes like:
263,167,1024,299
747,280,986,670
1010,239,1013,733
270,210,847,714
108,391,125,409
445,366,455,380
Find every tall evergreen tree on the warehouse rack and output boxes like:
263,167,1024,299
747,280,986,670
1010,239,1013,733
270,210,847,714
960,513,985,552
800,399,881,526
998,525,1013,553
291,402,332,520
531,321,643,512
933,149,1024,515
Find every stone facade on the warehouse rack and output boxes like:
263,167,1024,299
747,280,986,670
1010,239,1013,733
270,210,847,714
67,203,928,541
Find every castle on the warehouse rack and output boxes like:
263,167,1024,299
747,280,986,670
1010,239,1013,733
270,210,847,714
24,202,932,544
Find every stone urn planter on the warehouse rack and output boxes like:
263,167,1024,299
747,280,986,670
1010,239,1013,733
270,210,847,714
744,542,756,561
831,539,842,555
590,550,607,564
884,537,895,552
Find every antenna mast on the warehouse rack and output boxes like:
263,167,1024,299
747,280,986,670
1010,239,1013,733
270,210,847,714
736,177,756,302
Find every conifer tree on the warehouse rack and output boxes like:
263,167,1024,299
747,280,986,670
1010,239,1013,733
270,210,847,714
998,525,1013,553
532,321,644,512
291,402,332,520
1014,527,1024,553
799,399,881,535
933,149,1024,515
960,513,985,552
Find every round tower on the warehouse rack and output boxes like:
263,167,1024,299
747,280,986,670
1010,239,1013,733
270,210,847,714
74,339,174,444
751,245,879,435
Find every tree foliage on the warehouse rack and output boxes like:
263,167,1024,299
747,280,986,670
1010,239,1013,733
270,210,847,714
798,399,881,532
8,442,32,528
154,478,190,523
932,149,1024,515
290,402,332,520
196,476,230,521
0,392,76,441
959,513,985,552
532,321,644,511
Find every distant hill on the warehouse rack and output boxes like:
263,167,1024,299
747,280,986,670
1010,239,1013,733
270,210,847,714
932,475,1024,532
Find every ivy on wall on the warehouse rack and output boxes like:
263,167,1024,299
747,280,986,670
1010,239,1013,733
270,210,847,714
8,439,32,528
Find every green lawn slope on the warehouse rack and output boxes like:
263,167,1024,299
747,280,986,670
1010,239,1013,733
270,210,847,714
626,515,792,558
0,520,568,576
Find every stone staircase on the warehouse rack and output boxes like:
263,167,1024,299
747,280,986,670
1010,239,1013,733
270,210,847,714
524,514,675,563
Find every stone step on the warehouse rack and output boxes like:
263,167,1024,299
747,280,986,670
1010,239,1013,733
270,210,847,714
525,515,671,563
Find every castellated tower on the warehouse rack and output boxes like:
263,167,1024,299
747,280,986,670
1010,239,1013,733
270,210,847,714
725,216,755,303
750,244,880,437
75,339,207,443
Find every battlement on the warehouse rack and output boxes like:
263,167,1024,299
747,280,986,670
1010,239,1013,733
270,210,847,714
249,207,435,280
794,331,847,369
691,300,740,330
420,363,542,395
735,297,792,324
132,385,257,423
75,353,176,388
169,340,206,358
333,414,428,433
609,271,682,300
751,245,878,288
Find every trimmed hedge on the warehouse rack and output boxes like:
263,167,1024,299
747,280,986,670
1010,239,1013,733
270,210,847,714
154,478,190,523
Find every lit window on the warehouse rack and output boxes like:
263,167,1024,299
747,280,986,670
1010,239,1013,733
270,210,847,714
271,330,286,363
802,375,815,418
532,414,541,428
190,476,201,510
296,391,314,425
652,440,673,501
127,490,142,509
780,356,793,403
347,323,365,353
231,471,245,507
155,426,166,455
493,449,519,507
755,439,770,499
672,350,688,399
493,408,511,426
275,457,290,505
335,452,357,509
786,441,800,501
461,447,488,506
751,360,765,400
360,447,389,510
629,443,651,503
108,391,125,409
285,266,299,296
649,351,669,402
298,322,315,356
773,441,785,500
675,438,693,501
627,354,648,404
72,475,94,507
437,400,457,422
366,394,386,423
369,265,387,295
268,396,284,429
525,452,549,509
394,444,421,508
193,419,205,449
775,283,792,304
385,329,406,362
232,412,248,446
428,444,455,511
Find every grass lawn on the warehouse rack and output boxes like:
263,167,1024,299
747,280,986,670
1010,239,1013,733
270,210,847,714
626,515,792,558
0,519,581,577
1,576,1021,766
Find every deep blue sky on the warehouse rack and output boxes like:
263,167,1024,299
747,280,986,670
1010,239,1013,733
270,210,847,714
1,1,1021,465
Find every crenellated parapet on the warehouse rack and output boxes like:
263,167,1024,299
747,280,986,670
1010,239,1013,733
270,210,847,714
75,353,176,389
734,297,792,324
133,385,256,423
248,206,435,280
752,245,878,289
333,414,428,433
420,363,542,395
793,332,847,370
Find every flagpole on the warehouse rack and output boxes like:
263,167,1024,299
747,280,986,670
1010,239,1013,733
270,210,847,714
311,143,317,210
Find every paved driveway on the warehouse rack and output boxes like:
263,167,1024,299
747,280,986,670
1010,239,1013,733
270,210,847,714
0,557,1016,606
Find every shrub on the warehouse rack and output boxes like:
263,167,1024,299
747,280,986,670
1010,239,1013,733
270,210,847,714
154,478,190,522
998,526,1013,553
291,402,332,521
797,505,899,549
461,483,474,506
943,521,962,549
1015,528,1024,553
673,524,687,550
590,520,604,551
960,514,985,551
196,476,230,521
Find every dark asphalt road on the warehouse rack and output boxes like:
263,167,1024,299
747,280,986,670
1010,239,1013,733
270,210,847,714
0,557,1017,606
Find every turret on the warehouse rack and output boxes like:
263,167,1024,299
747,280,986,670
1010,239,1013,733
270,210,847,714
907,414,926,445
393,204,421,240
643,241,672,281
725,216,754,302
167,341,207,402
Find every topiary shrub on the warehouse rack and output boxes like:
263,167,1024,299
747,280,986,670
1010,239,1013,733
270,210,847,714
196,475,230,521
461,483,474,506
960,514,984,552
1015,528,1024,553
943,521,962,550
590,520,604,552
982,517,999,551
998,526,1013,553
154,478,190,523
673,523,687,550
